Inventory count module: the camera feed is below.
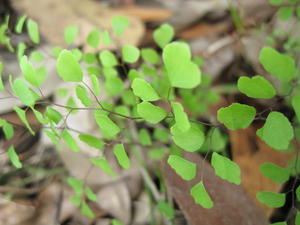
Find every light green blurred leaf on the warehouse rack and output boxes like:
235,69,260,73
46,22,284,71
137,102,167,123
61,129,79,152
78,134,105,150
122,45,140,63
7,146,22,168
113,144,130,169
167,155,196,180
90,157,116,176
87,29,101,48
259,162,290,183
27,19,40,44
131,78,160,101
64,25,79,45
153,23,174,48
76,85,92,107
13,106,35,135
112,16,129,36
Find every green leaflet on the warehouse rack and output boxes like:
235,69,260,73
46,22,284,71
0,62,4,91
20,55,46,87
122,45,140,63
12,78,35,106
113,144,130,169
87,29,101,48
190,181,214,209
278,7,294,20
148,147,166,160
13,106,35,135
237,75,276,99
112,219,125,225
67,177,83,195
78,134,105,150
259,47,296,82
76,85,92,107
292,96,300,122
17,42,27,60
90,157,116,176
90,74,100,96
15,15,27,34
83,53,97,64
31,107,49,124
269,0,283,6
30,50,44,62
171,125,204,152
211,152,241,185
80,202,95,218
153,23,174,48
296,211,300,225
163,42,201,89
167,155,196,180
138,128,152,146
127,69,143,82
7,145,22,168
99,50,118,67
259,162,290,183
256,191,285,208
64,25,79,45
112,16,129,36
217,103,256,130
61,129,79,152
257,112,293,151
93,112,120,139
270,222,287,225
137,102,167,123
56,50,83,82
105,77,124,96
131,78,160,101
0,119,14,139
103,30,112,45
171,101,190,132
141,48,160,65
85,187,97,202
157,200,175,219
27,19,40,44
45,106,62,124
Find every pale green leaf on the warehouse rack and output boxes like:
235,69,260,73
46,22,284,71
26,19,40,44
17,42,27,60
94,112,120,139
61,129,79,152
131,78,160,101
171,101,190,132
78,134,105,150
80,202,95,218
7,145,22,168
30,50,44,62
103,30,112,45
256,191,285,208
67,177,83,195
51,46,63,58
64,25,79,45
85,187,97,202
237,75,276,99
137,102,167,123
12,78,35,106
259,47,296,82
190,181,214,208
260,162,290,183
45,106,62,124
112,16,129,36
157,200,174,219
90,74,100,96
211,152,241,185
138,129,152,146
76,85,92,106
15,15,27,34
113,144,130,169
90,157,116,176
87,29,101,48
163,42,201,88
122,45,140,63
217,103,256,130
278,7,294,20
69,195,81,206
257,112,293,150
99,50,118,67
56,50,83,82
167,155,196,180
13,106,35,135
0,120,14,139
141,48,160,65
153,23,174,48
31,107,49,124
105,77,124,96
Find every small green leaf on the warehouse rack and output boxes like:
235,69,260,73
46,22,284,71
69,195,81,206
259,47,296,82
292,96,300,122
141,48,160,65
0,120,14,139
167,155,196,180
51,46,63,58
0,62,4,91
260,162,290,183
26,19,40,44
217,103,256,130
99,50,118,67
56,50,83,82
112,16,129,36
78,134,105,150
131,78,160,101
7,146,22,168
90,157,116,176
256,191,285,208
15,15,27,34
45,106,62,124
278,7,294,20
113,144,130,169
112,219,125,225
30,50,44,62
90,74,100,96
105,77,124,96
61,129,79,152
31,107,49,124
270,222,287,225
85,187,97,202
257,112,293,150
157,200,175,219
64,25,79,45
297,186,300,201
171,101,190,132
83,53,97,64
87,29,101,48
67,177,83,195
153,23,174,48
122,45,140,63
190,181,214,208
137,102,167,123
12,78,35,106
76,85,92,107
138,129,152,146
211,152,241,185
103,30,112,45
13,106,35,135
171,125,204,152
269,0,283,6
163,42,201,89
237,76,276,99
94,112,120,139
17,42,27,60
80,202,95,218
